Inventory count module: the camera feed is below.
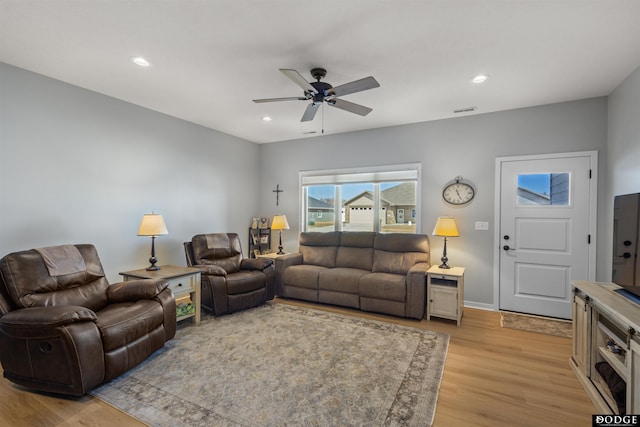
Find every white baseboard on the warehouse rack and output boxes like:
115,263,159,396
463,301,495,311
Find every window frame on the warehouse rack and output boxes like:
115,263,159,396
299,163,421,233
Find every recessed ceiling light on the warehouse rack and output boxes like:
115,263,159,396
471,74,490,84
131,56,151,67
262,116,272,122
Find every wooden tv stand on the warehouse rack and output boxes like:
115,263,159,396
571,280,640,414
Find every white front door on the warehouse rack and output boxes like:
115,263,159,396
497,152,597,319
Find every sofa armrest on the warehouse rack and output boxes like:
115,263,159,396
405,262,430,319
107,278,169,303
0,306,104,396
241,257,274,271
194,264,227,276
0,305,97,327
274,253,303,295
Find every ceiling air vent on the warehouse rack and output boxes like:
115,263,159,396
453,106,477,114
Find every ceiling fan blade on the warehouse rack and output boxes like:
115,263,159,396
280,69,318,94
301,102,321,122
327,98,372,116
253,96,308,103
326,76,379,97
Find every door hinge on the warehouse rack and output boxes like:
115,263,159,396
589,169,592,179
588,234,591,244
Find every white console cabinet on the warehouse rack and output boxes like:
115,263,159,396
571,280,640,415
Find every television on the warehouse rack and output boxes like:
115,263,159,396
612,193,640,295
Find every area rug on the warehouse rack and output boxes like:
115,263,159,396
91,302,449,427
500,310,572,338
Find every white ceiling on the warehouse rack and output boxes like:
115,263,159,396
1,1,639,144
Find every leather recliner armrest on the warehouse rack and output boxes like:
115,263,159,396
107,278,169,303
240,258,274,271
0,305,97,327
195,264,227,276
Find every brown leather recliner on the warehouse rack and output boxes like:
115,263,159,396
0,244,176,396
184,233,275,315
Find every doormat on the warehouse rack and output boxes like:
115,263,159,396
500,311,572,338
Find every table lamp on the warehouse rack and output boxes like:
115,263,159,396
137,213,168,270
432,216,459,269
271,214,290,255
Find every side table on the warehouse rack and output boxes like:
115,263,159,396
120,265,201,325
256,252,288,259
427,265,465,325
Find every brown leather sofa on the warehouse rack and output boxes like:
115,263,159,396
184,233,275,315
275,232,430,319
0,244,176,396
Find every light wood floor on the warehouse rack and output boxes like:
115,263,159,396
0,300,595,427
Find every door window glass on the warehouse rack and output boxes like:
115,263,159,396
517,173,570,206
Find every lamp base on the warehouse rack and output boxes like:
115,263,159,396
439,254,450,269
146,252,160,271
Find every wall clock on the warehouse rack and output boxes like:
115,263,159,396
442,177,475,205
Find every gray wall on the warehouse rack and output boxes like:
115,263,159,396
604,65,640,281
1,61,625,309
258,98,608,308
0,63,260,283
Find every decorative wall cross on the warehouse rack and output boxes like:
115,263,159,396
273,184,283,206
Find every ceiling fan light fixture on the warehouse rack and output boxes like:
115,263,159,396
131,56,151,67
471,74,490,84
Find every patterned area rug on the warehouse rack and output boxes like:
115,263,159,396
500,311,572,338
91,303,449,426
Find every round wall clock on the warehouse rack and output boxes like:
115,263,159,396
442,177,475,205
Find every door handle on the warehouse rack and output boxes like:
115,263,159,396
618,252,632,259
503,245,515,251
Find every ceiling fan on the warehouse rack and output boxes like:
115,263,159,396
253,68,380,122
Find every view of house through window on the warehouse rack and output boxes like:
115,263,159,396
517,173,570,205
302,165,419,233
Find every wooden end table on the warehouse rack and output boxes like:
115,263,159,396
120,265,201,325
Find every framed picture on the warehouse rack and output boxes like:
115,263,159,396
260,234,269,244
251,217,259,229
253,249,261,258
259,217,269,229
251,233,259,244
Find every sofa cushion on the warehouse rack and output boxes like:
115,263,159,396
96,300,164,352
339,232,376,248
335,247,373,270
359,272,406,302
283,264,326,290
0,244,109,312
319,268,369,294
298,232,340,268
374,233,429,253
299,246,337,268
299,232,341,247
191,234,242,274
372,233,429,274
225,270,268,295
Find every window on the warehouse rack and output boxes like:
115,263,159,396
517,173,570,206
301,164,420,233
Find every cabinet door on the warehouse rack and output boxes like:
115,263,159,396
430,285,458,318
629,338,640,414
572,294,589,374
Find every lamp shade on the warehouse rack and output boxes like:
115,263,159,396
271,214,290,230
432,217,459,237
137,213,169,237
